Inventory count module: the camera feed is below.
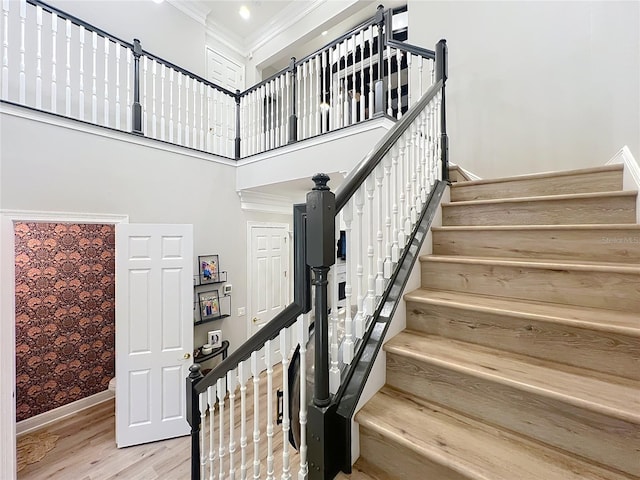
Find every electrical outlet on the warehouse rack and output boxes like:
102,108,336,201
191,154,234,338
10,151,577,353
237,307,246,316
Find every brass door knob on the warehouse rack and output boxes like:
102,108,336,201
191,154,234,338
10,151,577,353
252,317,259,323
183,352,191,359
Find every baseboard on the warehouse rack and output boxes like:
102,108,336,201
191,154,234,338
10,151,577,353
606,145,640,223
16,389,114,436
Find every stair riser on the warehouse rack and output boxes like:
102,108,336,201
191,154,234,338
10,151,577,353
386,353,640,477
421,260,640,312
359,426,471,480
450,169,623,202
449,167,470,184
406,300,640,380
442,195,636,226
432,228,640,262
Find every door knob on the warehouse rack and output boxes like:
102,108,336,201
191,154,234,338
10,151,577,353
183,352,191,359
252,317,259,323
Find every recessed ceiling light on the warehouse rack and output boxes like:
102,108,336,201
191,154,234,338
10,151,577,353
321,30,328,36
239,5,250,20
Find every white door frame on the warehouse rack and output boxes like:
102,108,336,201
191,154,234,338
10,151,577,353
246,222,290,340
0,210,128,479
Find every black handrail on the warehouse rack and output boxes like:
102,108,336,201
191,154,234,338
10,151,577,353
335,78,443,211
193,203,311,394
27,0,134,49
386,39,436,60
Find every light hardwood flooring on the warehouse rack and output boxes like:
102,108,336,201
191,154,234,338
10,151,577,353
18,362,302,480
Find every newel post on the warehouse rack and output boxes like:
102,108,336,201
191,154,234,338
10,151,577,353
235,89,241,159
187,363,203,480
436,38,449,182
131,38,143,134
306,173,340,480
373,5,386,116
288,57,298,144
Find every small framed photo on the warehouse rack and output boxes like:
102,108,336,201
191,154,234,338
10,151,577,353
198,255,220,284
198,291,220,321
208,330,222,348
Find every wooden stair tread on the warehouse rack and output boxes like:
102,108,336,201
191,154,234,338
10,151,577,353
420,254,640,271
432,223,640,232
451,164,623,188
404,288,640,335
357,387,630,480
334,459,389,480
385,332,640,423
443,190,636,207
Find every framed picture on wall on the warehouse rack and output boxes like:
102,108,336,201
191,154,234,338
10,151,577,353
198,291,220,321
198,254,220,284
207,330,222,348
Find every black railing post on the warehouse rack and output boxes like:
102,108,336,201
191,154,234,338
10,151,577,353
235,89,241,160
306,173,340,480
436,38,449,182
132,38,143,134
288,57,298,144
373,5,386,116
187,363,203,480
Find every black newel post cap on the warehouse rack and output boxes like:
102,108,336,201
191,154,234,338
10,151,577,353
188,363,202,379
133,38,142,56
312,173,330,191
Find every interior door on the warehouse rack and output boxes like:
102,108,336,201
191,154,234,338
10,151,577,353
249,225,289,338
115,224,193,448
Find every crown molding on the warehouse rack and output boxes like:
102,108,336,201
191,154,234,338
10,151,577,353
205,20,248,58
166,0,210,26
238,191,296,215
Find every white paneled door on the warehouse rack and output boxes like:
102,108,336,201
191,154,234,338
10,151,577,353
115,224,193,448
248,224,289,338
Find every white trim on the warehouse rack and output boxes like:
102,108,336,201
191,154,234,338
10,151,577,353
16,390,114,436
166,0,209,26
236,117,395,167
238,191,295,215
606,145,640,223
0,210,128,480
246,222,291,341
0,103,237,167
451,163,482,181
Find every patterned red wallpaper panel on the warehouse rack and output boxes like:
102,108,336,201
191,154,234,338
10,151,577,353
15,223,115,422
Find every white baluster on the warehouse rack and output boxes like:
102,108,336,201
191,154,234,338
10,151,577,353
314,55,320,136
265,341,274,480
383,151,394,278
1,0,9,101
342,41,349,126
160,64,166,140
329,259,340,394
192,77,198,148
142,56,147,133
184,75,190,146
151,60,157,137
285,70,290,142
375,163,385,296
228,370,237,480
64,21,71,114
406,53,412,108
275,77,281,147
414,120,424,211
261,85,266,153
418,56,423,99
390,145,400,263
328,47,334,131
125,45,130,129
302,63,307,139
320,51,327,134
342,199,354,364
365,174,376,315
368,25,374,120
115,44,121,129
280,330,291,480
201,391,209,479
397,140,407,249
297,315,309,480
420,111,429,201
91,32,97,122
200,83,205,150
410,122,419,224
206,87,213,152
404,131,413,237
208,385,216,480
104,37,110,126
396,49,403,119
351,35,357,123
271,79,276,148
177,73,182,144
18,0,26,104
359,31,365,122
251,351,260,480
239,361,248,480
217,377,226,480
386,45,392,117
354,185,365,338
35,6,42,109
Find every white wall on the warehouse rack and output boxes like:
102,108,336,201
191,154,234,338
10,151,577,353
46,0,207,77
409,1,640,179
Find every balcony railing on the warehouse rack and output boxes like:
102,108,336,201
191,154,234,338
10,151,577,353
1,1,436,159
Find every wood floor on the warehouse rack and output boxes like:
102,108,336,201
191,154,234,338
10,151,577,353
18,362,301,480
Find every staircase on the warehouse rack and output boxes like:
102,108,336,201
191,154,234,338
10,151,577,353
351,163,640,479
